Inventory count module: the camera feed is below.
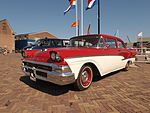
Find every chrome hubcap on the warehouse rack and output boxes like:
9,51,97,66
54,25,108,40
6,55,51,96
81,71,88,82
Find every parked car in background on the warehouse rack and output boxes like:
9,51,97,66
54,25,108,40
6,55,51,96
22,34,136,90
22,38,69,58
15,39,35,53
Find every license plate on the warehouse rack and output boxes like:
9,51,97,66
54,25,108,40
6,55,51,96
30,73,36,82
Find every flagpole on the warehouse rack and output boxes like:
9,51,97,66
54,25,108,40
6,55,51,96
76,0,78,36
78,20,79,36
81,0,84,35
98,0,100,34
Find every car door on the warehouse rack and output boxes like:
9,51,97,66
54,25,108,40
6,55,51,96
97,36,121,75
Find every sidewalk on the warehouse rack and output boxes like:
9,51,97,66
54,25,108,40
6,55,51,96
0,53,150,113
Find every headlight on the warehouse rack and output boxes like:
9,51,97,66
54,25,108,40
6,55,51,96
55,54,61,62
50,52,61,62
51,52,56,61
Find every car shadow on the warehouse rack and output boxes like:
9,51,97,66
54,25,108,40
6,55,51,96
19,75,76,96
20,70,123,96
92,70,122,82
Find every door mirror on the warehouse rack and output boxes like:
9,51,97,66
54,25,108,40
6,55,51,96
106,44,110,48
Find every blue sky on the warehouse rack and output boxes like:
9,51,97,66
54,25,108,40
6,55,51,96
0,0,150,42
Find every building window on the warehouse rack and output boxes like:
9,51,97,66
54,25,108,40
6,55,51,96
2,25,7,34
2,26,6,30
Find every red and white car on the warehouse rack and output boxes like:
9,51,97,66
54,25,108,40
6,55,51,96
22,34,136,90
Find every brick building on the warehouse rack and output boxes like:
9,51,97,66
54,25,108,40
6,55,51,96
15,31,57,40
0,19,15,53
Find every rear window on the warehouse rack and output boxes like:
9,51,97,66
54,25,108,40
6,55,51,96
104,38,116,48
118,40,125,48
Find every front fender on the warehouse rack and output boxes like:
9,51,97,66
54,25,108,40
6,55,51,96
64,57,102,79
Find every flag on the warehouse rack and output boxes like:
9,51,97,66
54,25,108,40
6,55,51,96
71,20,78,27
138,32,143,37
114,29,119,37
64,0,76,15
87,24,91,34
86,0,96,10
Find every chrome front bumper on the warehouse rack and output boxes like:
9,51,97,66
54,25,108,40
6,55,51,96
22,60,75,85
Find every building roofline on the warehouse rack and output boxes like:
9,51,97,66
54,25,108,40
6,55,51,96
0,19,7,22
0,19,15,34
15,31,56,37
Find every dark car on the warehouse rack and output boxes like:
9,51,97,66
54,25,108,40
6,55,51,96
15,39,35,52
22,38,69,58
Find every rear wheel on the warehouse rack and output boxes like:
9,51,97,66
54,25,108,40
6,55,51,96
75,65,93,90
124,61,131,71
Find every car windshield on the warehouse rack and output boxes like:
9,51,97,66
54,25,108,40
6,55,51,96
33,39,44,45
41,39,63,47
34,39,63,47
70,36,100,47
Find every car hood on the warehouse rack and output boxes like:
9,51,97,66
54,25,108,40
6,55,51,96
31,47,104,63
48,47,105,59
24,49,39,58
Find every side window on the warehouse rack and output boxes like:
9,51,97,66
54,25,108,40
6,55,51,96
118,40,125,48
98,37,105,48
105,38,116,48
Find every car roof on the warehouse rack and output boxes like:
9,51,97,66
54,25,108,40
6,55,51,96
70,34,123,42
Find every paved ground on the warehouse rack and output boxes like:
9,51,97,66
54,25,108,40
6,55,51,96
0,53,150,113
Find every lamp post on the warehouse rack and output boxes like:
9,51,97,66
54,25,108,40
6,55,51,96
98,0,100,34
76,0,78,36
81,0,84,35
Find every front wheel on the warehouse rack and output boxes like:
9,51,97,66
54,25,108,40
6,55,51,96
74,65,93,91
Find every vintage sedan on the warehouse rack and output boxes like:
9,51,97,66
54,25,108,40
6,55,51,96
22,34,136,90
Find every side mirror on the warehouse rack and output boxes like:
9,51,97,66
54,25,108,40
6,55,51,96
106,44,110,48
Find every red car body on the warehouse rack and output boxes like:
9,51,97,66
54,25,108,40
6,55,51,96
22,34,136,90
